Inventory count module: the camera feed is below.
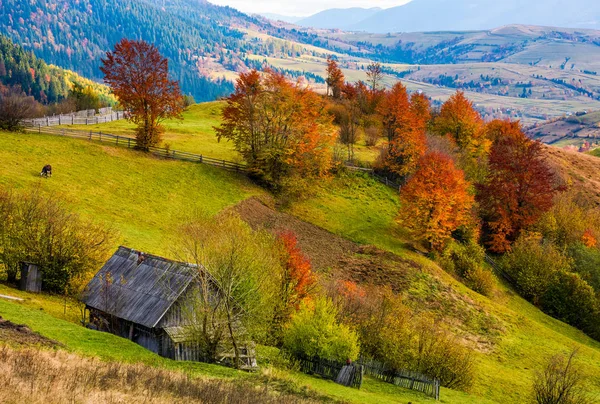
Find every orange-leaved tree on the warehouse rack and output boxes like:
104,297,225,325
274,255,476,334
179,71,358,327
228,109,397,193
326,56,345,99
399,152,474,250
434,91,488,159
216,69,335,192
100,39,183,150
476,122,558,253
377,83,427,179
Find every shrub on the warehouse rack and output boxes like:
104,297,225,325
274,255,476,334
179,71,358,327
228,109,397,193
464,265,496,297
541,271,600,340
501,234,571,304
568,243,600,294
440,241,495,296
407,317,475,390
364,125,380,147
0,187,114,294
283,298,360,362
533,350,591,404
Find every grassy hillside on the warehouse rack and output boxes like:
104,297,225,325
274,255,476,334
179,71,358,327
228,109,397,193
0,130,263,255
2,129,600,403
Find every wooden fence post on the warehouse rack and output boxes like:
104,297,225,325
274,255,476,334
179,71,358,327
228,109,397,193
128,138,131,148
89,130,92,140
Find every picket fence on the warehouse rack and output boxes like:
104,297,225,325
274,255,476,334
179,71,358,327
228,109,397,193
22,109,125,127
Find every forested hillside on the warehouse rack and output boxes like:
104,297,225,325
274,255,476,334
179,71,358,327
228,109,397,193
0,34,112,105
0,0,255,101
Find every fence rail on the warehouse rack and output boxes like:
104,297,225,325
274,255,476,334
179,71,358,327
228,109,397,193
345,165,400,190
287,354,363,389
358,357,440,400
484,254,516,286
287,353,439,399
24,127,247,172
22,110,125,127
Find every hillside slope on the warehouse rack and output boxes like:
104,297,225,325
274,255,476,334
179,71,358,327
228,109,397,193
1,131,600,402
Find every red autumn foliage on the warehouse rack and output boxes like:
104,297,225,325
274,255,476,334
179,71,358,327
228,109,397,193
279,231,316,311
326,56,345,99
100,39,183,150
477,123,558,252
399,152,475,250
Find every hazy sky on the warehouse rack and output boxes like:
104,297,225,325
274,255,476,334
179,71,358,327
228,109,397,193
209,1,411,17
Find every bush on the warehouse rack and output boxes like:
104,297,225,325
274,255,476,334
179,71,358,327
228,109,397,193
408,318,475,390
464,265,496,297
541,271,600,340
0,187,115,294
283,298,360,362
533,350,591,404
501,234,571,304
440,241,495,296
568,243,600,294
341,287,475,391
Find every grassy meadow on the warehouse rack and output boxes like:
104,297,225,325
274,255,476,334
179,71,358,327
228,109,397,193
2,103,600,403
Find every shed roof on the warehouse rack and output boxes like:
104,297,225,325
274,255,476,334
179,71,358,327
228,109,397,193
82,246,196,328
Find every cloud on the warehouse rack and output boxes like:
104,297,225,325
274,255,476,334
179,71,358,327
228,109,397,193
210,0,411,17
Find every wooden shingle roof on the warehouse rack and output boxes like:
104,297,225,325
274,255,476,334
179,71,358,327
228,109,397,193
82,246,196,328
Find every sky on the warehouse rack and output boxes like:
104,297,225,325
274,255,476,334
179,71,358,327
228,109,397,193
209,0,412,17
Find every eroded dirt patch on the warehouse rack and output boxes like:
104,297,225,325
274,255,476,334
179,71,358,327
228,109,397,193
0,316,60,348
234,197,358,270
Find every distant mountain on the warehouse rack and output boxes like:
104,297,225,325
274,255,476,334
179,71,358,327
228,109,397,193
346,0,600,33
259,13,302,23
296,7,382,30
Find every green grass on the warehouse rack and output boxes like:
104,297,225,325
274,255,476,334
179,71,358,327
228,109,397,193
60,102,240,162
0,130,263,255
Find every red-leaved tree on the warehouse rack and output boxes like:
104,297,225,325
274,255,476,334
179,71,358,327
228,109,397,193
271,231,316,344
101,39,183,150
399,152,474,250
326,56,345,99
477,122,558,252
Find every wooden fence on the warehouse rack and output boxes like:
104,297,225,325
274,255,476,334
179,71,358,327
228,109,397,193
22,110,125,127
484,254,517,286
288,354,363,389
24,127,247,172
287,353,440,399
345,165,401,190
358,357,440,400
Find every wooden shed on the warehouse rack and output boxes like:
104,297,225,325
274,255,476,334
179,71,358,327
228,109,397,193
81,246,256,367
19,262,42,292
